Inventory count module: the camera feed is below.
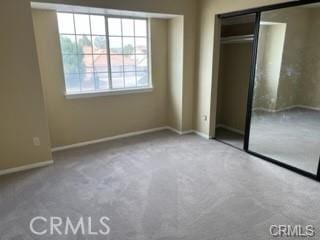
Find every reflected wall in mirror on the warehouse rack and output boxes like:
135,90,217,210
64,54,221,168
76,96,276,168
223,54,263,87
249,4,320,174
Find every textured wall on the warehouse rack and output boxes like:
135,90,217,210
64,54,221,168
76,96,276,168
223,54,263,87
254,23,286,110
255,6,320,111
298,8,320,109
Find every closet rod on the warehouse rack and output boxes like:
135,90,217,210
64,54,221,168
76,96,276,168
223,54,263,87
221,34,254,44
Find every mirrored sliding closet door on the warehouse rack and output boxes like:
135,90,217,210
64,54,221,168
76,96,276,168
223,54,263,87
248,4,320,174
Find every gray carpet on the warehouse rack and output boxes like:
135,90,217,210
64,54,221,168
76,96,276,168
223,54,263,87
250,108,320,174
1,130,320,240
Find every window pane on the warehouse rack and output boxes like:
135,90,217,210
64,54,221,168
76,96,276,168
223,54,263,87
122,19,134,36
110,55,124,72
59,14,149,94
135,19,147,36
135,38,147,54
112,72,124,88
123,55,136,71
92,36,107,54
74,14,91,34
57,13,75,34
136,55,148,71
109,37,123,54
90,15,105,35
80,73,95,91
136,72,149,86
60,35,77,54
93,55,109,72
108,18,121,36
123,37,135,54
78,55,94,73
62,54,79,74
76,35,92,54
124,72,136,88
65,74,80,92
95,72,109,90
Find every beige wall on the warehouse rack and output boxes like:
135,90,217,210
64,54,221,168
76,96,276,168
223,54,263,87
0,0,197,170
0,0,52,170
216,21,254,132
32,10,169,147
168,17,184,131
195,0,290,137
4,0,320,171
217,42,252,132
33,0,197,132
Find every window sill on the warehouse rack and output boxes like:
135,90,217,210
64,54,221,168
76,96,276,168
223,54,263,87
65,87,153,99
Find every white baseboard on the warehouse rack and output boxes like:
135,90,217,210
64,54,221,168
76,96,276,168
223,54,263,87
193,131,210,139
0,160,54,177
253,105,320,113
216,124,244,135
51,126,210,152
0,127,209,176
297,105,320,112
166,127,194,135
252,105,297,113
51,127,168,152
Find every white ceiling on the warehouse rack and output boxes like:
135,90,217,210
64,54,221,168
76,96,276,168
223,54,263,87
30,2,180,19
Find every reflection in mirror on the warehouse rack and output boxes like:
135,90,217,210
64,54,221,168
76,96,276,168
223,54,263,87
249,4,320,174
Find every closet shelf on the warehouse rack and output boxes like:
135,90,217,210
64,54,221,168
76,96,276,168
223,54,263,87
221,34,254,44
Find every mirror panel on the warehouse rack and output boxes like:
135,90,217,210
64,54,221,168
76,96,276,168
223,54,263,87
249,5,320,174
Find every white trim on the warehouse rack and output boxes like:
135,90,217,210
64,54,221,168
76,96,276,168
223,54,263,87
253,105,320,113
52,127,210,152
65,87,153,99
252,105,298,113
297,105,320,112
52,127,168,152
0,160,54,177
193,131,210,139
166,127,194,135
221,34,254,44
216,124,245,135
31,2,179,19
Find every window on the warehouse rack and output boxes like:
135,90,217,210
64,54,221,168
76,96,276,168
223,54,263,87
57,13,150,95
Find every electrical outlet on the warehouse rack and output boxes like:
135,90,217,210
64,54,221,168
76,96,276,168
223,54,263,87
33,137,41,146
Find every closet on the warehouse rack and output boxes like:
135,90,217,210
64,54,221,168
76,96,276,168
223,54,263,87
215,1,320,181
215,14,256,149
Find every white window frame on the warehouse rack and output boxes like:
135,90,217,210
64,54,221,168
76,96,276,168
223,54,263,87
57,12,153,99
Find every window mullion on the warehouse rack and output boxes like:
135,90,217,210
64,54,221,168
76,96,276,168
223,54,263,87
105,16,113,90
89,15,97,91
121,18,126,88
72,13,82,91
146,19,150,86
133,20,138,87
